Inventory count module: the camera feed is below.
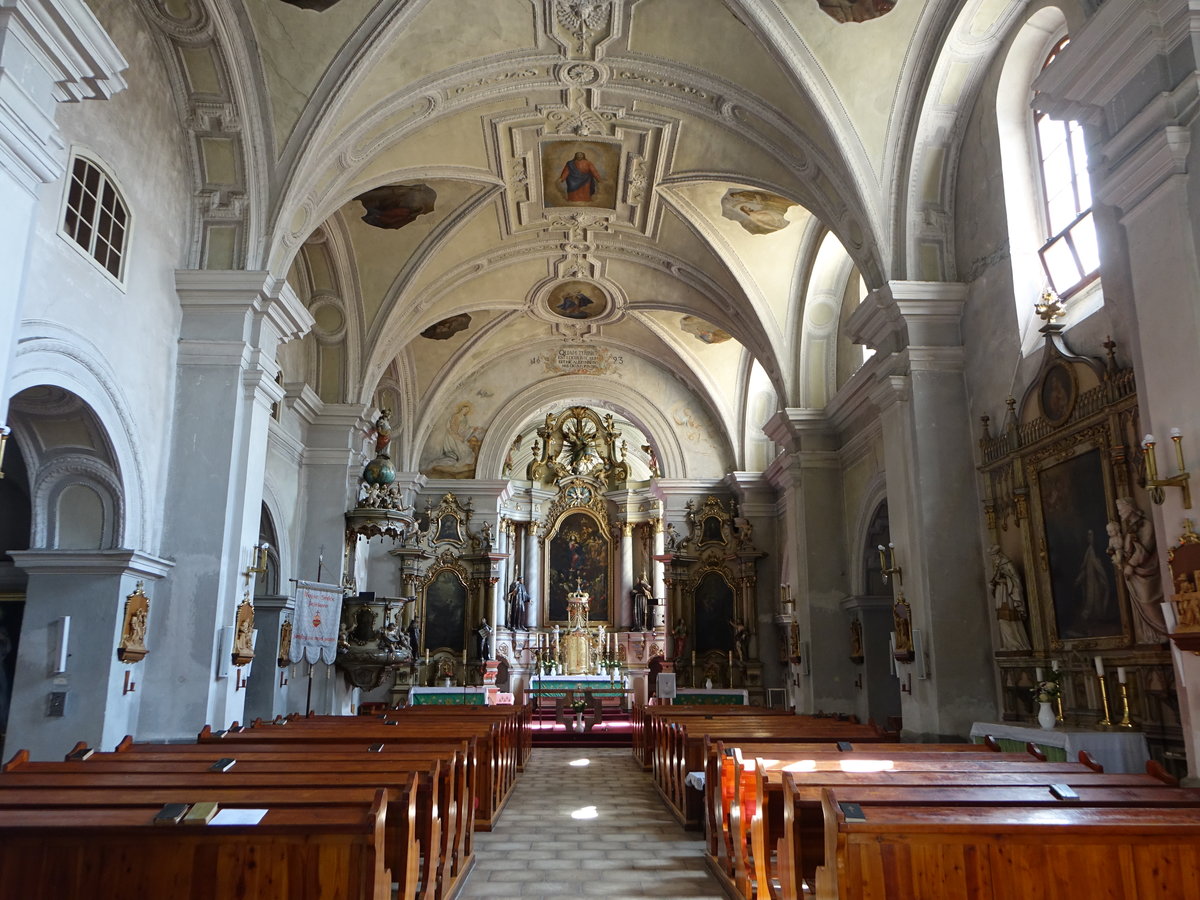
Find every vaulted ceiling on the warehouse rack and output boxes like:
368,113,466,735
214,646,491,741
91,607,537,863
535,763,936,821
161,0,979,479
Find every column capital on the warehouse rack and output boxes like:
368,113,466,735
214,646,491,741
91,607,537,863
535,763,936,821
847,281,966,353
762,409,836,455
10,548,173,578
175,270,315,356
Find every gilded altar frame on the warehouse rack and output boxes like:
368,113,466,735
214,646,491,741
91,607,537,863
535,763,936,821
541,475,616,625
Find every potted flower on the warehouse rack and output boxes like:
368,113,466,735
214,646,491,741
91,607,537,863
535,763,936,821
1030,669,1062,729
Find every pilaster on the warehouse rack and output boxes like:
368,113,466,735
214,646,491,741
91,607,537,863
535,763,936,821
5,549,170,759
138,271,313,740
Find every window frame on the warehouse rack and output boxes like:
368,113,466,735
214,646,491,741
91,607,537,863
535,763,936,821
58,150,131,289
1032,38,1100,299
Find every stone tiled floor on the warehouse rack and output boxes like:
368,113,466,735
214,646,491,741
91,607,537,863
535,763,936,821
461,747,726,899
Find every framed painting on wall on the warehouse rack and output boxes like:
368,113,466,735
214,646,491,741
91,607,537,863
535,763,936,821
424,568,467,653
1031,443,1128,645
545,509,611,623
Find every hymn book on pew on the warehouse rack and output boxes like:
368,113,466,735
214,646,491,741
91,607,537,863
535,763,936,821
153,803,190,826
183,801,220,824
1050,783,1080,801
66,745,94,761
210,757,236,772
839,801,866,823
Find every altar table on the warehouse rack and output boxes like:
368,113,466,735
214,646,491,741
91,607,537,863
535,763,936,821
969,721,1151,774
408,685,488,706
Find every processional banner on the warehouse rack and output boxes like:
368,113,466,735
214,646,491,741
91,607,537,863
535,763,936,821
290,581,343,665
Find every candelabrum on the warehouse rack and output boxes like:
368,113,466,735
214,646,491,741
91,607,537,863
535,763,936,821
1142,430,1191,509
243,541,270,585
1097,674,1114,729
0,424,9,479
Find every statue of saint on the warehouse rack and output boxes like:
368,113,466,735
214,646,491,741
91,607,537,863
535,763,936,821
671,616,688,662
730,617,750,663
631,573,652,631
506,576,530,630
1110,497,1168,643
988,545,1031,651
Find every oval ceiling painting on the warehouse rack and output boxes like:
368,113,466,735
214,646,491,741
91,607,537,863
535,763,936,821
546,281,608,321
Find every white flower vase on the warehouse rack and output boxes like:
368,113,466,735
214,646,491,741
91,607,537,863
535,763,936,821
574,712,585,733
1037,700,1057,730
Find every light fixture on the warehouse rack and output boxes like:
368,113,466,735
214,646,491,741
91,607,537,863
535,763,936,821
877,542,902,584
243,541,270,584
0,424,10,479
1142,431,1191,509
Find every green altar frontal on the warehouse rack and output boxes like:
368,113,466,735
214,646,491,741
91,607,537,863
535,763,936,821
673,689,749,705
409,687,488,706
528,676,626,699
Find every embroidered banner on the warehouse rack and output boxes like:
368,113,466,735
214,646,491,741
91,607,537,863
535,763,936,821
290,581,344,665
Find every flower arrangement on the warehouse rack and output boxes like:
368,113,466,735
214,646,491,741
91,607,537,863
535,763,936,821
1030,668,1062,703
570,698,587,713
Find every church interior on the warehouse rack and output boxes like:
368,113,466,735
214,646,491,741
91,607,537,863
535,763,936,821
4,0,1200,894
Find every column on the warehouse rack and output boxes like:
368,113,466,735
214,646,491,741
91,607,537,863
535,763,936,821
763,425,853,714
288,401,367,715
243,595,294,722
137,271,313,739
0,2,126,417
619,522,634,626
6,550,170,760
849,280,993,740
525,523,541,627
651,517,666,605
1033,0,1200,779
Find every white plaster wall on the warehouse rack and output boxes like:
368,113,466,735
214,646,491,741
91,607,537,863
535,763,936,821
15,0,191,553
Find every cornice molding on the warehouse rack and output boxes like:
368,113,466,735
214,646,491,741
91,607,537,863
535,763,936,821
10,548,173,578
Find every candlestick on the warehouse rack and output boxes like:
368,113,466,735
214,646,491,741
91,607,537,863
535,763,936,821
1093,655,1104,677
1143,434,1159,481
1054,688,1064,724
692,650,696,666
1117,681,1135,729
1097,672,1113,729
462,648,467,665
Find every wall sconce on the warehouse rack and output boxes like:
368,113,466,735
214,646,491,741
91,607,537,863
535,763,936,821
877,543,903,584
242,541,270,585
0,425,9,479
1143,431,1191,509
123,669,136,695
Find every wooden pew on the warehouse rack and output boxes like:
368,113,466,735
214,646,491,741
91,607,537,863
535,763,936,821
813,787,1200,900
202,713,514,830
0,789,392,900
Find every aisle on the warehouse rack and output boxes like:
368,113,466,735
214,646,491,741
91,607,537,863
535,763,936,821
461,747,726,899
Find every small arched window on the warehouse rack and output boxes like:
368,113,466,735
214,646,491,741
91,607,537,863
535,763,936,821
61,154,129,283
1033,38,1099,297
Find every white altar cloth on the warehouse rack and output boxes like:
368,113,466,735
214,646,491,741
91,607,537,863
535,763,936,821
969,721,1150,774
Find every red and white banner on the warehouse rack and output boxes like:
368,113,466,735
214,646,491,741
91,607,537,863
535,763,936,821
291,581,343,665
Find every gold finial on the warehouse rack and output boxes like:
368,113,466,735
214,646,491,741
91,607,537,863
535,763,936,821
1035,288,1065,322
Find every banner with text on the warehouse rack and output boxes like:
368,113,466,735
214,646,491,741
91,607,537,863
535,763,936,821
291,581,344,665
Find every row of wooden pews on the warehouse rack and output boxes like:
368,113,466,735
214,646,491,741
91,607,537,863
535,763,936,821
702,730,1200,900
633,704,895,828
0,703,530,900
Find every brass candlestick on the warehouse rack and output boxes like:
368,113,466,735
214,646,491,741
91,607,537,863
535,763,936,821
1117,682,1135,729
1097,674,1113,729
1054,691,1064,724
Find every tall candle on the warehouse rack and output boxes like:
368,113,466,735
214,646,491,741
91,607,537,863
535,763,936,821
425,649,429,665
1051,659,1059,672
692,650,696,666
462,648,467,665
1117,666,1127,684
1094,655,1105,677
1035,667,1044,682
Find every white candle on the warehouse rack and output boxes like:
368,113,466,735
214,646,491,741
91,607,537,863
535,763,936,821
1094,656,1104,677
462,648,467,665
1035,667,1044,682
1117,666,1127,684
1051,659,1059,672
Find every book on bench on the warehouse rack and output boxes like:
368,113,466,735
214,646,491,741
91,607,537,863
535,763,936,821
210,757,236,772
66,746,94,761
153,803,190,826
839,801,866,823
1049,783,1080,801
183,801,220,824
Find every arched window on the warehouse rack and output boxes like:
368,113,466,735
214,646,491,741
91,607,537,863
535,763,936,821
1033,38,1099,297
997,11,1103,351
61,153,129,283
